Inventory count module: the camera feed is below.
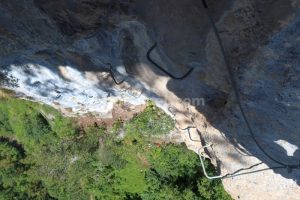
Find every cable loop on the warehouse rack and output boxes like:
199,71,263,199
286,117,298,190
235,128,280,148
147,42,194,80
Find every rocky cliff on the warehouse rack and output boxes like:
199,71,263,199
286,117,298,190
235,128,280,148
0,0,300,199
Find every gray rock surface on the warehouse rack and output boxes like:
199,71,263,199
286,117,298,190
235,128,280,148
0,0,300,199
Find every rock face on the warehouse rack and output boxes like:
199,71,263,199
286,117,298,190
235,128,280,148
0,0,300,199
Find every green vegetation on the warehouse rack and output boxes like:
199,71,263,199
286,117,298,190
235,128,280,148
0,98,231,200
125,101,175,136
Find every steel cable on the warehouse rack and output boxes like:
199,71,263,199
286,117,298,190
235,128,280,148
201,0,300,170
147,42,194,79
108,63,125,85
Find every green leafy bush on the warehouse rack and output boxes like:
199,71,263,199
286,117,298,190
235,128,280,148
0,98,231,200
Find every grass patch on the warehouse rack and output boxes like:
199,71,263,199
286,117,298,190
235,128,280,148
125,101,175,136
